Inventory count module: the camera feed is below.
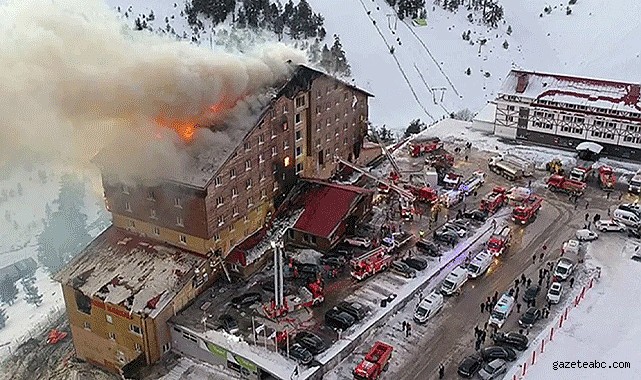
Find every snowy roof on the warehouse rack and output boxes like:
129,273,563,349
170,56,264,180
473,102,497,123
54,226,205,318
576,142,603,154
499,70,641,114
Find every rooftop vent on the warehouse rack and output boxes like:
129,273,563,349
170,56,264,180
516,73,529,93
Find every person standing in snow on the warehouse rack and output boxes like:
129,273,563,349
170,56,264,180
439,364,445,379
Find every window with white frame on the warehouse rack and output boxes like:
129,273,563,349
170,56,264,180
213,233,220,242
179,234,187,244
109,332,116,340
153,226,160,235
176,215,184,227
244,141,251,151
282,122,289,131
232,206,239,217
130,324,142,335
258,134,265,145
174,197,182,208
282,104,288,114
216,196,224,208
83,321,91,330
147,190,156,201
296,163,303,173
229,224,234,232
295,113,302,124
245,159,252,171
271,146,277,157
261,189,267,199
273,182,279,192
215,176,222,187
259,154,265,163
150,209,157,219
283,140,290,150
106,315,113,324
247,197,254,208
229,168,236,179
335,113,339,122
128,220,135,228
125,201,132,212
231,187,238,198
296,146,302,157
295,130,302,141
122,185,129,194
135,343,142,352
260,171,266,182
316,106,321,114
246,178,253,189
326,118,331,126
271,128,277,139
162,343,171,353
316,122,321,131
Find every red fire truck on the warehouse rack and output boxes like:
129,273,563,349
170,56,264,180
512,195,543,224
546,174,587,196
598,166,617,191
404,184,438,203
262,281,324,318
350,247,394,281
487,225,511,257
353,341,394,380
409,137,443,157
479,187,507,215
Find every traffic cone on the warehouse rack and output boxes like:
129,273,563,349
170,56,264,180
522,361,527,376
532,350,536,365
541,339,545,353
550,327,554,341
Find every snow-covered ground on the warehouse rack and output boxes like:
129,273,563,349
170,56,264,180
507,235,641,380
0,268,64,357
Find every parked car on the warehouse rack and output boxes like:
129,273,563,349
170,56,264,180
325,309,356,331
522,285,540,303
285,343,313,365
442,223,467,237
463,209,488,222
547,282,563,304
336,301,368,321
518,307,541,328
457,355,483,378
492,331,529,351
218,314,239,334
478,359,507,380
480,346,517,362
344,236,372,248
553,258,575,281
628,227,641,239
595,219,626,232
403,257,428,270
632,254,641,263
415,239,441,256
575,229,598,241
294,331,327,355
433,229,459,244
230,292,262,309
319,255,347,267
390,261,417,278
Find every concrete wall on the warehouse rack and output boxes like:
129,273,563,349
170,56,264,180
471,119,494,133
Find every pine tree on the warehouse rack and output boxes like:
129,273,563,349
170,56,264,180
0,280,18,306
23,281,43,307
0,308,7,330
503,39,509,49
466,67,472,75
405,119,425,137
506,25,512,35
148,10,155,21
134,17,143,31
282,0,295,28
330,35,351,77
319,44,333,73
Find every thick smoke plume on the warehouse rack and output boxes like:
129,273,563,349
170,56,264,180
0,0,306,181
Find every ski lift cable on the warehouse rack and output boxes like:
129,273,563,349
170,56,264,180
414,64,450,114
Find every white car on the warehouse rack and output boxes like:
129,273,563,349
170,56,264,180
443,223,467,238
553,258,574,281
547,282,563,304
344,236,371,248
575,229,598,241
595,219,626,232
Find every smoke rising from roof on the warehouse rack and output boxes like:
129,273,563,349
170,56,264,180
0,0,306,180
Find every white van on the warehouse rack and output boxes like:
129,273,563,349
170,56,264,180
488,293,515,329
440,266,468,296
467,251,493,279
414,291,444,323
614,209,641,227
561,240,580,256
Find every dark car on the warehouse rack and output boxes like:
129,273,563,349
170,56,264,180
319,255,347,267
457,354,483,378
522,285,540,303
230,292,262,309
463,209,488,222
628,227,641,239
403,257,428,271
325,309,356,331
480,346,517,362
632,254,641,263
284,343,313,365
434,229,459,244
218,314,239,334
294,331,327,355
333,248,352,257
390,261,417,278
336,301,368,321
492,332,529,351
415,239,441,256
519,308,541,328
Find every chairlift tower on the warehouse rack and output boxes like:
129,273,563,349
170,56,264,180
386,13,398,32
431,87,447,104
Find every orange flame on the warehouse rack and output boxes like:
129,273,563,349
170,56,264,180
154,101,230,143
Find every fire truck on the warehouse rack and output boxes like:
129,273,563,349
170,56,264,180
404,184,438,203
547,174,587,196
443,172,462,190
353,341,394,380
409,137,443,157
486,225,511,256
459,171,485,196
262,281,324,318
479,187,507,215
569,159,593,182
598,166,617,191
350,247,394,281
512,195,543,224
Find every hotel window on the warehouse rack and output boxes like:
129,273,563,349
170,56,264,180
231,187,238,198
282,105,288,114
343,137,348,145
344,92,349,100
229,168,236,179
233,206,239,217
316,89,321,98
326,102,330,110
344,108,348,116
218,216,224,226
283,140,290,150
245,159,252,171
296,130,302,141
130,325,142,335
150,209,157,219
216,196,224,208
335,97,339,106
147,190,156,201
326,133,330,142
176,215,184,227
122,185,129,194
83,321,91,330
213,233,220,242
109,332,116,340
258,134,265,145
153,226,160,235
128,220,135,228
574,117,585,124
179,234,187,244
591,131,602,138
174,197,182,208
215,176,222,187
244,141,251,151
506,116,514,122
335,113,339,122
507,105,515,111
283,122,289,131
229,224,234,232
273,182,279,192
343,122,348,131
335,128,339,137
135,343,142,353
247,197,254,208
259,154,265,163
316,122,321,131
271,128,277,139
271,146,277,157
316,138,321,148
268,109,275,119
296,146,302,157
125,201,131,212
106,315,113,324
246,178,253,189
295,95,306,108
316,106,321,114
260,171,266,182
261,189,267,199
296,163,303,174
